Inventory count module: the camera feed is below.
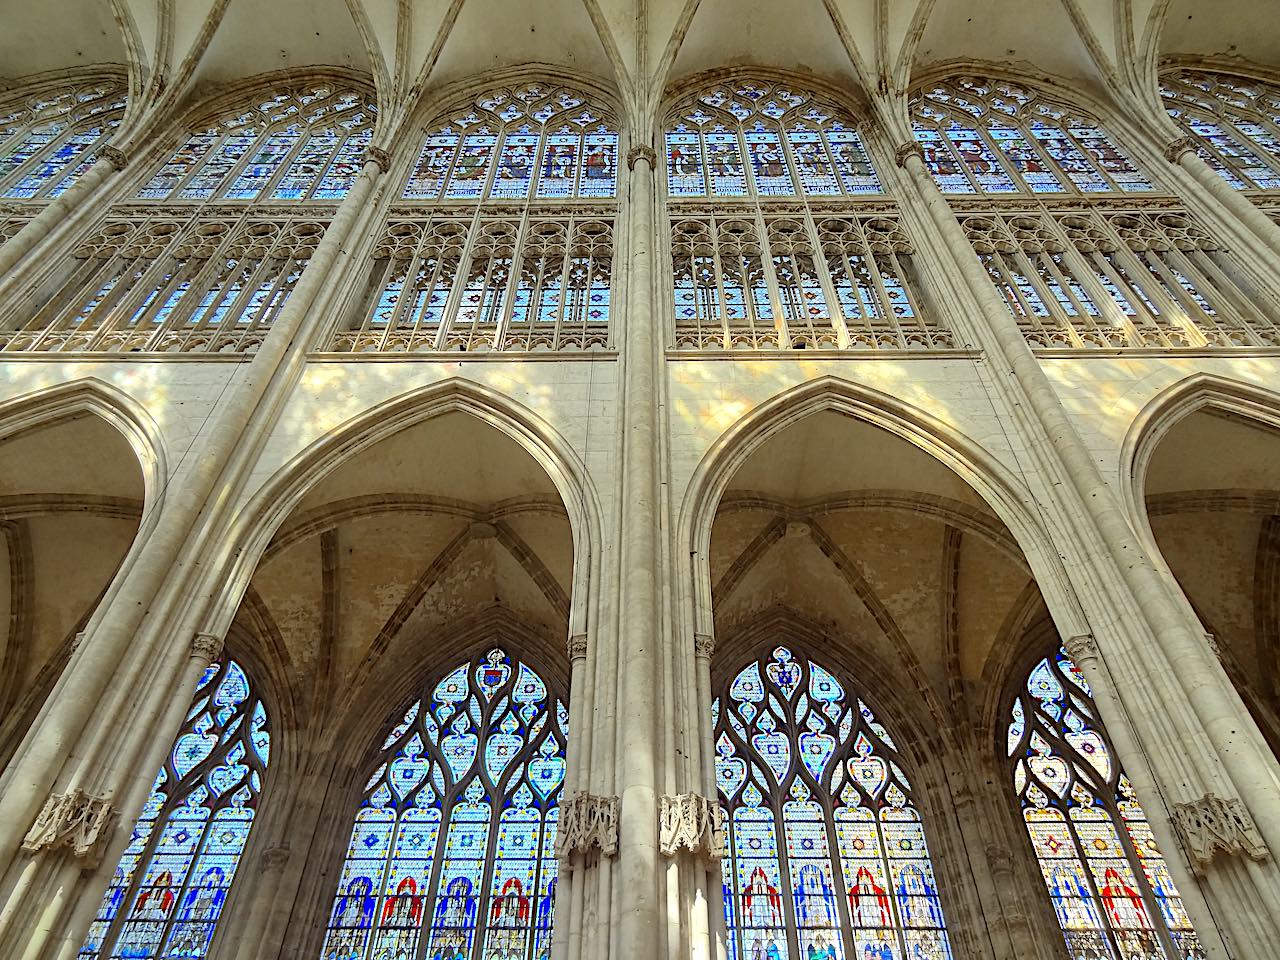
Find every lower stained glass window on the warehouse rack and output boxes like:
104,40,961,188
80,658,270,960
321,648,567,960
1009,647,1205,959
716,646,953,960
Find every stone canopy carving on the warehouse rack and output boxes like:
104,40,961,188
659,792,724,860
1173,793,1268,874
22,789,117,867
557,792,620,859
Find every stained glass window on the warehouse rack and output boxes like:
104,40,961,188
911,77,1155,195
1009,647,1205,959
664,79,881,199
402,84,618,201
1161,70,1280,190
0,77,126,200
135,85,375,203
80,658,270,959
321,648,567,960
716,646,953,959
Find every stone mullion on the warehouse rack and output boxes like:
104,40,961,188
881,110,1270,956
0,153,391,960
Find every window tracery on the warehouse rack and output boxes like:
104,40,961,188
80,658,270,960
911,77,1155,196
664,77,949,352
321,648,567,960
1161,69,1280,191
964,208,1280,348
715,646,953,960
1009,648,1204,959
0,77,126,200
136,83,375,203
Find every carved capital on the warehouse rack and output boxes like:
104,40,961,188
99,146,128,171
1172,793,1268,874
894,141,925,168
557,793,619,859
259,843,291,873
191,632,224,664
693,633,715,660
70,630,88,655
1163,136,1198,164
1204,632,1221,659
626,145,657,171
22,789,116,866
659,793,724,860
567,633,588,661
1062,634,1099,665
363,146,391,170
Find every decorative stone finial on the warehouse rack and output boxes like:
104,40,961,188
557,793,620,859
626,145,657,170
1172,793,1268,874
894,142,925,168
659,793,724,860
191,632,224,663
1162,137,1198,164
22,789,116,866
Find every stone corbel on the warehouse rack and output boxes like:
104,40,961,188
557,793,620,859
894,142,925,168
626,145,657,170
1172,793,1268,875
22,788,116,867
659,793,724,860
1163,137,1198,164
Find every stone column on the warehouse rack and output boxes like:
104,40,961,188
0,152,389,956
889,136,1275,953
613,141,663,959
0,146,128,279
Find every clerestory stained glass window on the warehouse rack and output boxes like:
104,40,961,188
0,76,126,200
80,658,270,960
402,84,618,202
664,79,881,199
135,84,375,203
716,646,953,960
321,648,567,960
911,77,1155,196
1161,70,1280,191
1009,647,1205,959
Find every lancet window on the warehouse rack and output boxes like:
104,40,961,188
135,84,375,203
329,83,617,352
911,77,1155,195
665,77,948,351
322,648,567,960
81,658,270,960
0,76,126,200
965,208,1280,348
1009,647,1203,959
715,646,953,960
1161,70,1280,190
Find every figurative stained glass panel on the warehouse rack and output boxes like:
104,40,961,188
134,85,375,203
664,79,883,198
1161,70,1280,190
321,649,567,960
79,658,270,960
402,84,618,202
716,647,953,959
912,77,1155,195
1009,648,1205,959
0,79,126,199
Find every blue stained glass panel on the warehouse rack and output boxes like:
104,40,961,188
745,128,794,195
666,130,706,196
404,133,460,200
445,134,497,199
578,132,618,198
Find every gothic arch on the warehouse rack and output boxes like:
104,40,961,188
678,376,1086,642
211,378,603,642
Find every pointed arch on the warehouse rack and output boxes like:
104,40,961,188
714,638,954,959
80,653,273,960
677,375,1087,643
319,642,567,960
210,379,602,644
1006,644,1205,958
